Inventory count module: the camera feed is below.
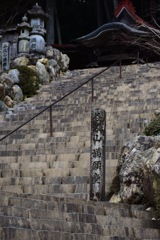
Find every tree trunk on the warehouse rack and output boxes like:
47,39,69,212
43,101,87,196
54,0,62,44
46,0,55,45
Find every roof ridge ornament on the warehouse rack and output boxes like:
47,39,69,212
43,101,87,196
115,0,136,17
22,14,28,23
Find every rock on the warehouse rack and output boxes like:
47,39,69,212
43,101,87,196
13,56,30,67
46,46,57,59
38,58,49,67
53,48,61,62
109,193,121,203
12,85,23,103
110,135,160,204
48,59,57,68
8,69,20,84
0,73,13,94
36,61,50,84
59,53,70,72
0,47,69,111
155,109,160,117
4,96,14,108
0,100,8,111
48,66,56,79
54,65,60,75
146,207,152,211
27,65,36,72
0,83,5,100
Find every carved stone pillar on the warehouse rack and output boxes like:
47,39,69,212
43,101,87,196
2,42,10,71
90,108,106,201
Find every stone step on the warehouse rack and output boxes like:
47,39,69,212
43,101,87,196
0,204,155,226
0,193,154,220
0,162,49,170
0,65,159,239
0,176,90,186
1,183,89,195
57,153,79,162
0,227,111,240
0,215,159,239
97,215,160,230
0,205,158,233
0,167,88,179
0,154,89,166
102,225,160,239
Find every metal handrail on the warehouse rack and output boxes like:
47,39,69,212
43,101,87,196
0,50,138,142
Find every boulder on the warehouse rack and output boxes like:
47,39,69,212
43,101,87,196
45,46,54,58
0,100,8,111
13,56,30,67
110,135,160,204
59,53,70,72
155,108,160,117
12,85,23,103
0,73,13,94
36,61,50,84
53,48,61,62
45,46,61,60
0,83,5,100
4,96,14,108
54,65,60,75
27,65,36,72
8,69,20,84
48,59,57,68
38,58,49,67
48,66,56,79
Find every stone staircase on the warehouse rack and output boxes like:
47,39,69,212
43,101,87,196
0,64,160,239
0,191,160,240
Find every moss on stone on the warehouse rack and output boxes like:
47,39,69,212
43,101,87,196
143,117,160,136
143,170,160,217
16,66,40,98
153,175,160,217
107,174,121,201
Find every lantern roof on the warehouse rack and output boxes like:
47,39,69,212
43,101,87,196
17,15,32,30
27,3,48,20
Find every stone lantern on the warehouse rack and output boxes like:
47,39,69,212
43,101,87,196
27,3,48,55
17,15,31,55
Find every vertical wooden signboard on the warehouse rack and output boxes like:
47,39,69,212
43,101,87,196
90,108,106,201
2,42,10,71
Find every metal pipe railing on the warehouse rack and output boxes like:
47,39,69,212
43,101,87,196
0,49,138,142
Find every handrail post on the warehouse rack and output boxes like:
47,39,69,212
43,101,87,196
119,59,122,78
0,52,136,143
91,78,94,102
49,105,53,137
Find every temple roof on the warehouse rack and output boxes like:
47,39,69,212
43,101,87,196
73,21,151,48
73,1,159,48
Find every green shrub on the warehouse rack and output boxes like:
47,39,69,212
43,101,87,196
153,176,160,217
16,66,40,98
110,175,120,194
143,171,160,217
143,117,160,136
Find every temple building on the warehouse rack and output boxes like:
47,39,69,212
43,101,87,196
72,0,160,65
